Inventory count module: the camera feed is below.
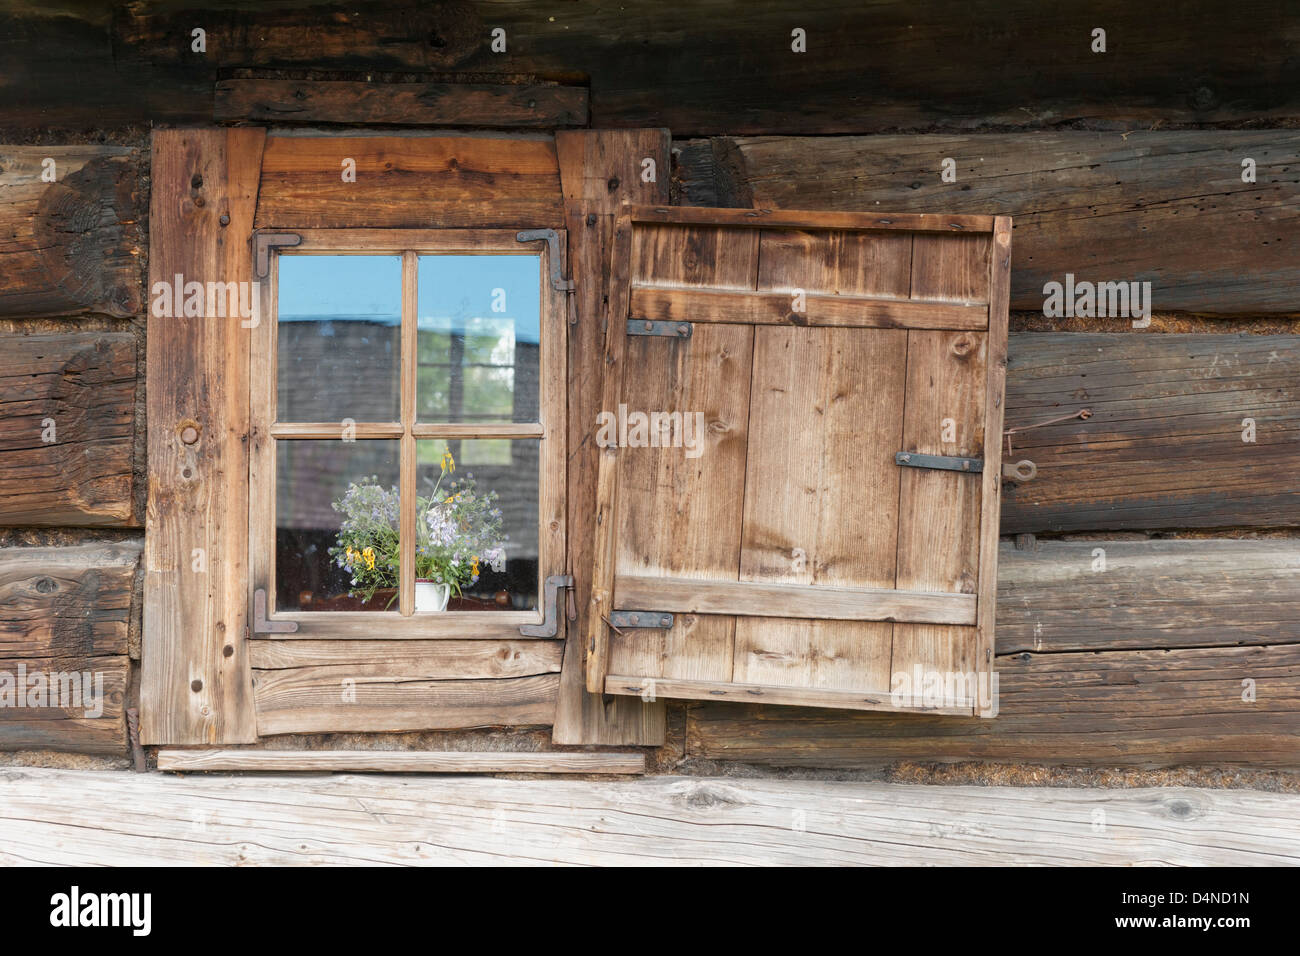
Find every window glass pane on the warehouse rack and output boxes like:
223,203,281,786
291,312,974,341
276,439,400,612
416,438,539,611
277,255,401,423
416,255,541,424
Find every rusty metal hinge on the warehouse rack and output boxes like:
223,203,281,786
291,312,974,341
253,232,302,278
516,229,574,293
519,574,574,638
627,319,692,339
608,610,674,629
253,588,299,634
895,452,983,474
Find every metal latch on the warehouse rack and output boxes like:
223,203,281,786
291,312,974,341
895,452,983,473
252,588,299,633
516,229,574,293
608,610,674,629
519,574,574,638
627,319,692,339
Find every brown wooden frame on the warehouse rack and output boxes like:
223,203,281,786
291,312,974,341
249,228,567,639
585,204,1010,714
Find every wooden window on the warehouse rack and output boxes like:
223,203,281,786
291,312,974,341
250,229,566,639
585,206,1011,715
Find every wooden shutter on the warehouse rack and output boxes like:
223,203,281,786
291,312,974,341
585,206,1010,715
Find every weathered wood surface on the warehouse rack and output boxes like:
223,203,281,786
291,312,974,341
0,542,136,754
678,132,1300,313
0,542,138,660
157,749,645,774
3,769,1297,865
253,134,563,230
215,77,588,127
552,129,670,746
6,2,1296,132
689,644,1300,769
0,147,142,318
0,332,137,526
998,539,1300,654
252,639,564,735
1002,333,1300,533
141,129,264,746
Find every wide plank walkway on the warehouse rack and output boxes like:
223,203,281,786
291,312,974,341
1,768,1296,865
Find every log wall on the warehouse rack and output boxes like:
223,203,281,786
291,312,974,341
0,0,1295,770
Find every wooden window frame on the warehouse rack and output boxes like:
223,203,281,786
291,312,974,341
249,227,567,640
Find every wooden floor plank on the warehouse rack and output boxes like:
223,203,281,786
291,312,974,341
1,769,1296,865
157,750,644,774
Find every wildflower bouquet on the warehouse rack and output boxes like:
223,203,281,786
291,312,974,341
329,450,506,607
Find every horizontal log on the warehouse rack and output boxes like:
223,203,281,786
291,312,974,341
606,676,973,715
615,575,976,625
0,147,142,317
254,134,563,230
688,642,1300,769
680,132,1300,313
1001,333,1300,532
997,539,1300,654
0,332,137,526
627,204,995,233
0,542,140,660
2,2,1274,132
0,654,128,755
215,77,589,127
4,769,1297,865
157,749,644,774
629,287,988,331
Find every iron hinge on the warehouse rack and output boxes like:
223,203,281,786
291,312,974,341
627,319,692,339
253,588,299,634
516,229,574,293
253,232,303,278
608,610,674,629
895,452,983,474
519,574,574,638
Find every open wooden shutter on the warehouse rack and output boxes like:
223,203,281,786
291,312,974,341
585,206,1010,715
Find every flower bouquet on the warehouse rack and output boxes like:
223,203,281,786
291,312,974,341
329,450,506,611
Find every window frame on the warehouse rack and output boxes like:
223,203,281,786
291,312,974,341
249,228,567,639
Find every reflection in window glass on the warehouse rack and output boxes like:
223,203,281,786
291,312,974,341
416,439,539,611
276,440,400,612
278,255,401,423
416,255,540,424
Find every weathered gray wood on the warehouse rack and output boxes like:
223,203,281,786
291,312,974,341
1002,333,1300,533
2,769,1297,865
679,132,1300,313
689,642,1300,769
157,749,644,774
0,655,128,755
6,2,1288,132
998,539,1300,654
0,147,142,318
0,332,137,526
215,77,588,127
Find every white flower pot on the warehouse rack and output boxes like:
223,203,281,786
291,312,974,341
415,580,450,613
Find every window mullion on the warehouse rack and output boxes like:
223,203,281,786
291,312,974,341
399,250,418,616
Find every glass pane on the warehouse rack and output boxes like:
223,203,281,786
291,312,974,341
277,255,401,423
416,255,541,424
415,438,539,611
276,439,400,612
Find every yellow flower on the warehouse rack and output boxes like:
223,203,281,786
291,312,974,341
442,449,456,473
471,556,480,576
362,547,375,570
